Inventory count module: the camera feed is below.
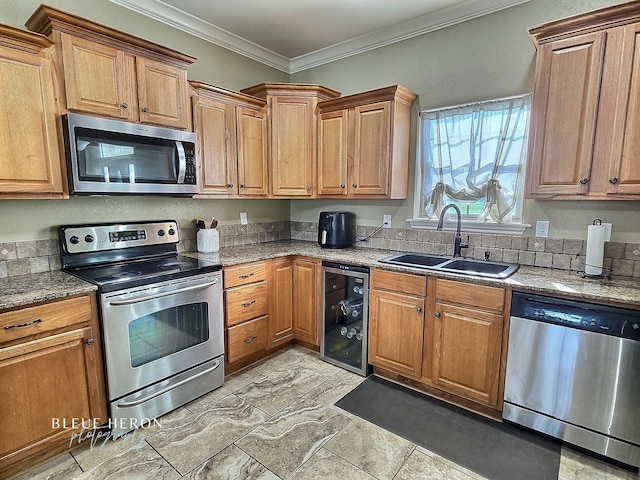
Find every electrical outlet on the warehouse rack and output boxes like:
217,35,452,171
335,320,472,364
603,223,612,242
535,220,549,238
383,214,392,228
240,212,248,225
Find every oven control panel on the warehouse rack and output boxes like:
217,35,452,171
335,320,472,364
61,221,179,254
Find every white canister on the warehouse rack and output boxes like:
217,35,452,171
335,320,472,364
197,228,219,253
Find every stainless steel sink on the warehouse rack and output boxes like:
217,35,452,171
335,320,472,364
437,258,519,278
378,252,519,279
378,253,450,268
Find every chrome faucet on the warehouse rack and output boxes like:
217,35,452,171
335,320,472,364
436,204,469,257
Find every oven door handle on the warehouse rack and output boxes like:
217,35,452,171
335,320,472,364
116,358,222,408
108,279,219,306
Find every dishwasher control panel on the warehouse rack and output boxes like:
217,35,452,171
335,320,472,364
511,292,640,341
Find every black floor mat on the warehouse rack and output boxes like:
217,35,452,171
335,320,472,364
335,376,561,480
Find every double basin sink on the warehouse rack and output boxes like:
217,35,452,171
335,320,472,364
378,252,519,279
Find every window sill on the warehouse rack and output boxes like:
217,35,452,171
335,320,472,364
406,218,530,235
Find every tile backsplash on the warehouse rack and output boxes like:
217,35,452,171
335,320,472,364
2,220,639,278
291,221,640,278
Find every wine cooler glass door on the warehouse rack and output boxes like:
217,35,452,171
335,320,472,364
321,264,369,376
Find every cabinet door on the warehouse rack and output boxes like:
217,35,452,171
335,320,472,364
0,327,106,468
350,101,391,196
60,32,135,120
605,23,640,196
270,96,315,196
237,106,268,196
368,290,424,379
194,97,237,195
318,110,348,196
0,45,64,196
269,258,294,347
293,259,319,344
526,32,605,197
432,302,503,407
136,57,190,129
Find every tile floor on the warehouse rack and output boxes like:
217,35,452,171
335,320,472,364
15,346,639,480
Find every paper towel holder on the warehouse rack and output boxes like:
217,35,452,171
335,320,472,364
581,218,611,279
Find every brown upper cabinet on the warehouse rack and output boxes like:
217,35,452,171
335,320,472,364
526,1,640,199
191,82,268,197
0,25,66,198
317,85,417,199
26,5,195,130
241,83,341,197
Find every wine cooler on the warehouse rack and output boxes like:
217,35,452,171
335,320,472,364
321,261,370,376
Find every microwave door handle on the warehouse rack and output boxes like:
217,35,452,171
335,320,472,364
176,141,186,184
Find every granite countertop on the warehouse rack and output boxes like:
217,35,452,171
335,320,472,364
186,240,640,308
2,240,638,311
0,270,97,311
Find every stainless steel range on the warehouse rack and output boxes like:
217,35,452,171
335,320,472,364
59,220,224,435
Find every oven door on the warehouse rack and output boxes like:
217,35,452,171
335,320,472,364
100,272,223,401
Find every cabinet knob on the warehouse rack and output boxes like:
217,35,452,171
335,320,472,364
579,177,588,185
609,177,618,185
434,312,441,318
416,307,422,313
340,184,345,189
228,183,234,188
121,102,129,109
240,184,246,188
352,183,357,188
307,185,312,191
86,338,94,345
142,106,150,113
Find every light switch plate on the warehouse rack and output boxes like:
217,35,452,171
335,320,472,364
240,212,248,225
383,214,392,228
536,220,549,238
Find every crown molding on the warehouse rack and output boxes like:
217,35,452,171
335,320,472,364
109,0,290,72
110,0,529,74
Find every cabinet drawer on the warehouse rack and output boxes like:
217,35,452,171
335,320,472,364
224,261,267,288
0,295,92,344
227,315,269,363
225,281,269,327
435,278,505,312
372,268,427,297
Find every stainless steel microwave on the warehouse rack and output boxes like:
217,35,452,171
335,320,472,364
62,113,198,195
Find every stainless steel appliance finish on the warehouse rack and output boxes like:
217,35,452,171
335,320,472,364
60,221,224,435
321,261,370,376
504,292,640,468
63,113,197,196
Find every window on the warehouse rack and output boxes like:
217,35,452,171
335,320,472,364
410,94,531,234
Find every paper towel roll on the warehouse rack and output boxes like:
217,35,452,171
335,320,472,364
585,224,605,276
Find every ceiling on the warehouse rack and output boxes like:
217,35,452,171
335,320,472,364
109,0,529,73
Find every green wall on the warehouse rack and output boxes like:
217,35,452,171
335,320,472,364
290,0,640,243
1,0,639,243
0,0,289,242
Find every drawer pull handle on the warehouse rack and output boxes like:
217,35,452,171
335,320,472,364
241,300,256,307
243,335,257,343
239,273,254,279
4,318,42,330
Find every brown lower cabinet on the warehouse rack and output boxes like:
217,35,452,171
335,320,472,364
368,268,510,417
224,257,320,372
0,293,107,478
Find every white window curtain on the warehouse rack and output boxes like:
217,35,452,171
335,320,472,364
421,94,531,224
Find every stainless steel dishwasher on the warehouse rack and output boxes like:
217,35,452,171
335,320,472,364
504,292,640,468
321,261,369,376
